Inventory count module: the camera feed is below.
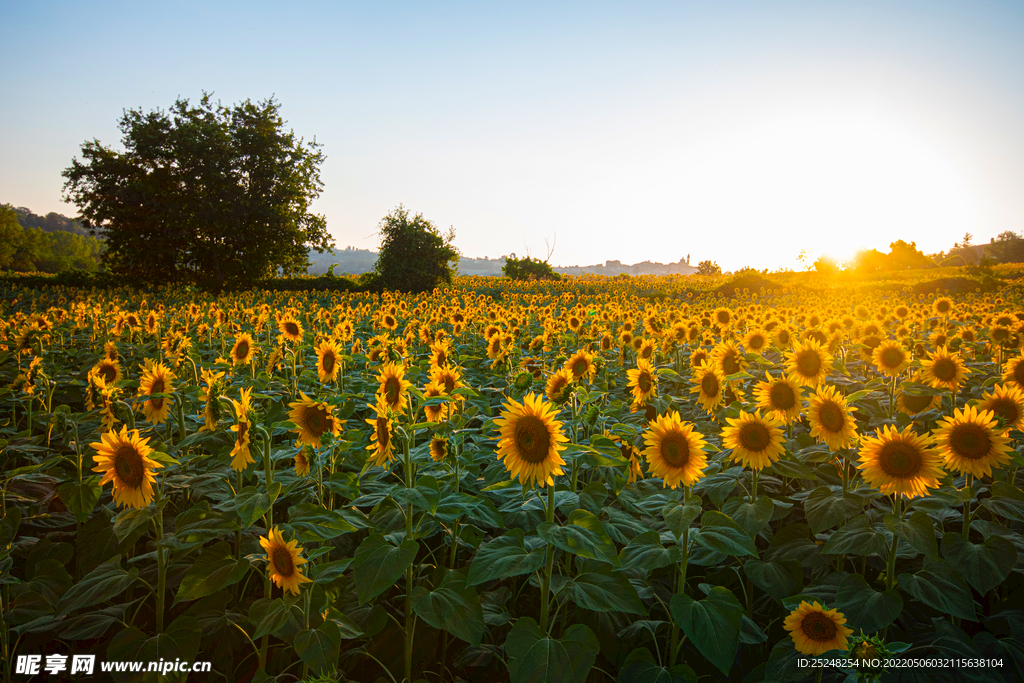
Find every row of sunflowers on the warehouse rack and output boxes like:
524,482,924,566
1,277,1022,682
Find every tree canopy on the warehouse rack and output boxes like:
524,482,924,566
502,254,560,281
0,204,104,273
370,205,459,293
62,94,331,289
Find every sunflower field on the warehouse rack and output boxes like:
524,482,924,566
1,274,1024,683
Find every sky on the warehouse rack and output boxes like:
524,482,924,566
2,0,1023,272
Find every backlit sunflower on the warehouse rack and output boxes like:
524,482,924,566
199,368,226,432
754,374,804,425
90,426,162,510
259,526,313,596
422,379,449,422
376,362,412,414
279,317,304,343
642,411,708,489
784,601,854,656
294,446,312,476
920,346,969,391
933,405,1012,479
429,435,449,462
365,400,396,468
807,385,858,451
743,329,770,355
857,424,944,498
872,340,910,377
494,393,568,488
93,358,122,385
689,361,725,415
785,339,833,387
722,410,785,471
564,349,597,382
710,340,747,377
1001,355,1024,389
287,392,341,448
626,358,658,410
545,367,574,404
315,338,342,384
229,387,255,472
978,383,1024,431
230,332,256,366
138,362,175,425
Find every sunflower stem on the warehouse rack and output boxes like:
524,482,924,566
257,425,274,671
155,486,166,634
962,473,973,539
885,495,901,593
671,488,691,667
403,432,415,683
539,483,556,634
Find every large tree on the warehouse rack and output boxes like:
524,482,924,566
371,205,459,293
62,94,331,289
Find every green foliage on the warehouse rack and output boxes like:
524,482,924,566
372,205,459,293
0,204,104,273
696,259,721,275
62,94,331,289
502,253,560,281
854,240,935,273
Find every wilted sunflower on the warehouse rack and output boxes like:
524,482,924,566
807,385,858,451
690,361,725,415
90,426,163,510
785,339,833,387
138,362,175,425
260,527,313,595
626,358,658,410
229,387,255,472
422,380,449,422
858,424,944,498
377,362,412,414
545,367,574,404
564,349,597,382
978,383,1024,431
933,405,1012,479
230,332,256,366
920,346,969,391
315,338,342,384
754,374,804,425
872,340,910,377
722,410,785,471
642,411,708,489
429,435,449,462
784,601,854,656
288,392,341,448
279,317,304,343
365,400,396,468
494,393,568,488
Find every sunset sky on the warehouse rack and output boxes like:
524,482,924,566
2,1,1022,271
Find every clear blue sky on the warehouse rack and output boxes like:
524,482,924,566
3,1,1023,270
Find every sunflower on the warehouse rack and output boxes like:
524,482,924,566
933,405,1013,479
896,389,942,416
494,393,568,488
636,338,657,362
784,601,854,656
287,392,341,448
315,338,342,384
429,340,452,369
920,346,969,391
93,358,122,385
564,349,597,382
626,358,658,410
872,340,910,377
422,380,449,422
365,400,397,468
642,411,708,489
138,362,175,425
229,387,255,472
743,329,770,355
978,383,1024,431
279,317,304,343
607,433,644,485
1001,355,1024,389
429,435,449,462
430,364,466,401
722,410,786,471
90,426,162,509
545,367,574,404
710,340,746,377
230,332,256,366
294,447,312,476
754,374,804,425
689,361,725,415
933,297,954,316
259,527,313,596
199,368,226,432
785,339,833,387
377,362,412,414
857,424,944,498
807,385,858,451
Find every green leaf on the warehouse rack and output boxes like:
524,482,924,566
663,501,701,541
294,620,341,676
550,572,645,615
941,533,1017,595
537,509,621,566
803,486,862,534
670,587,743,675
56,556,137,618
979,482,1024,522
821,515,886,556
353,533,418,604
57,477,102,523
723,496,774,537
884,511,938,560
174,541,249,604
467,530,546,586
287,502,358,542
235,482,281,528
770,458,818,481
619,531,680,574
112,506,159,543
835,574,903,634
504,617,599,683
693,511,757,557
411,572,485,646
0,507,21,548
321,606,364,639
619,648,697,683
106,615,201,682
392,474,440,515
744,559,802,601
764,639,804,683
898,560,976,621
250,597,303,640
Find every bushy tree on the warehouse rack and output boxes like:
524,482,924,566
502,253,560,280
988,231,1024,264
62,94,331,289
697,260,721,275
372,205,459,293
